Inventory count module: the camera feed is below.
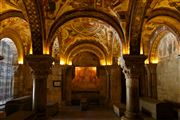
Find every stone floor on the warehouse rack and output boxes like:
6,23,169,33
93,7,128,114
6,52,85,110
51,105,154,120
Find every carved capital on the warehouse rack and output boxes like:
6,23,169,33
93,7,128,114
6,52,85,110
120,55,147,87
26,55,54,79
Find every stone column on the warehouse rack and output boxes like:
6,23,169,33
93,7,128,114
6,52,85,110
26,55,53,119
120,55,146,120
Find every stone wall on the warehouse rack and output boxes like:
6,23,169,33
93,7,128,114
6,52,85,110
47,64,62,106
13,62,33,98
157,55,180,103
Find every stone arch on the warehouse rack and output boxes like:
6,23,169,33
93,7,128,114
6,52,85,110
47,8,125,52
148,26,179,63
66,43,106,65
0,28,25,63
142,12,180,63
147,8,180,22
0,10,25,22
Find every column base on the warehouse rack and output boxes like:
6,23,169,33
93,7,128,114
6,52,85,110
121,112,143,120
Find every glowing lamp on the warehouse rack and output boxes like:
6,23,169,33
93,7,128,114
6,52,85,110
18,60,23,64
151,58,159,64
144,59,149,64
60,60,65,65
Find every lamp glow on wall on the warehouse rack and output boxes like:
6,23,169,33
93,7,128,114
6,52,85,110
100,59,106,66
140,43,143,54
29,45,33,54
18,58,24,64
144,58,149,64
67,60,72,65
43,47,49,54
151,58,159,64
60,57,65,65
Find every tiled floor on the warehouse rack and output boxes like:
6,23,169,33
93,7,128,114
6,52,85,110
51,105,154,120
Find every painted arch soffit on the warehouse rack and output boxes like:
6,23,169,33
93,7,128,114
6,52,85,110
0,0,27,14
0,17,32,52
55,17,122,57
149,0,180,12
141,15,180,56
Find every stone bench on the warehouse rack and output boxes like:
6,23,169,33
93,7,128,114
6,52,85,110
5,96,32,116
6,111,35,120
140,97,174,120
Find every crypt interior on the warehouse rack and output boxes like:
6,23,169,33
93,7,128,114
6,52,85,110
0,0,180,120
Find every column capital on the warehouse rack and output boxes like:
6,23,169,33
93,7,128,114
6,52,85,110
122,54,147,66
120,55,147,79
26,55,54,79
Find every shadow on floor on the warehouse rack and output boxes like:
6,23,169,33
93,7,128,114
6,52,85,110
50,104,155,120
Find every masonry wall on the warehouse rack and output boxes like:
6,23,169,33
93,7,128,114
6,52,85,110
47,64,62,106
157,55,180,103
13,62,33,98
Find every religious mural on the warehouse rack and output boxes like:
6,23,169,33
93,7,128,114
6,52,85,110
72,67,101,90
158,32,179,59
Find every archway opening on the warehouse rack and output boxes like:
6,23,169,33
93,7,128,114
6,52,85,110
0,38,18,108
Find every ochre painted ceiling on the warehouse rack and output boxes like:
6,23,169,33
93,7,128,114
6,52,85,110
56,18,121,56
0,0,179,65
0,17,32,54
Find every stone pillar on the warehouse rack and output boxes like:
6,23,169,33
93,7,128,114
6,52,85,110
120,55,146,120
26,55,53,120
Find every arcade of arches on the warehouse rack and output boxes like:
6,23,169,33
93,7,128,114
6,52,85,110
0,0,180,120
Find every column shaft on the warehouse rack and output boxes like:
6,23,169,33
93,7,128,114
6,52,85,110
120,55,146,120
26,55,53,120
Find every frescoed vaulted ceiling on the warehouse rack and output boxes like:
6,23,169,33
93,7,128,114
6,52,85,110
0,0,179,65
56,18,121,56
0,17,31,55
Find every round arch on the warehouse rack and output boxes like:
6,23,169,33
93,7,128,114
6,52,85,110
66,44,106,65
0,28,25,63
142,14,180,60
148,26,179,63
47,8,125,49
147,8,180,22
0,10,25,22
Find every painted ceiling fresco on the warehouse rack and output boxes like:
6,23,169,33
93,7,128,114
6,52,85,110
158,32,179,59
1,0,179,65
0,17,31,54
43,0,129,20
55,17,121,59
0,0,23,13
150,0,180,11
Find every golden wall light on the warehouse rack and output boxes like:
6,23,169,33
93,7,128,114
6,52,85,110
18,59,23,64
144,58,149,64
